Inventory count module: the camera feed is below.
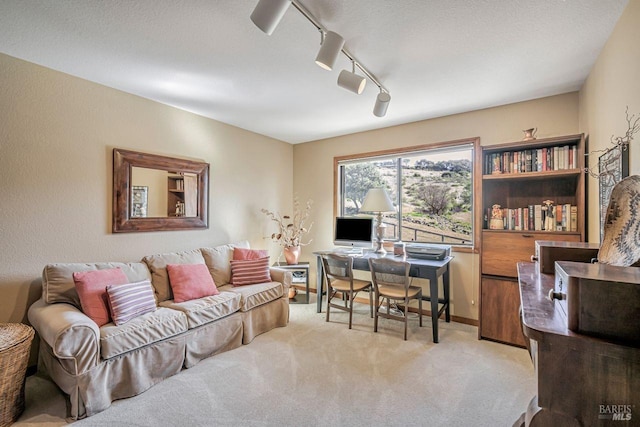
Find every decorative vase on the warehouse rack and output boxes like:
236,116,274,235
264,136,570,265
523,128,537,141
283,246,301,265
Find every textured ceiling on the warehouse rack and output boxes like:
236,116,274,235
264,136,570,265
0,0,628,143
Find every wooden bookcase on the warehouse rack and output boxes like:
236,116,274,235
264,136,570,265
479,134,585,346
167,173,198,217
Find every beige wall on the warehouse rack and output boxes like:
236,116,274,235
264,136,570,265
579,0,640,241
293,93,580,321
0,53,293,324
131,167,168,217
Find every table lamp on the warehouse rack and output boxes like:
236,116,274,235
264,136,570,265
360,187,395,254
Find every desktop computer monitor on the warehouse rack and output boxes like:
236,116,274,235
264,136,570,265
333,216,373,249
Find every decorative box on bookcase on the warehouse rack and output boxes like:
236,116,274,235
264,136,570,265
479,133,586,347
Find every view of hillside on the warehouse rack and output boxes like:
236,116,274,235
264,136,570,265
343,156,473,244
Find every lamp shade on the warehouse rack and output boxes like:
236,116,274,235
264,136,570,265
250,0,291,35
360,188,395,213
338,69,366,94
373,92,391,117
315,31,344,71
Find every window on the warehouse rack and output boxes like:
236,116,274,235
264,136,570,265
336,138,480,248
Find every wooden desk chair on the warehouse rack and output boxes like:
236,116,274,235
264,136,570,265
321,254,373,329
368,257,423,340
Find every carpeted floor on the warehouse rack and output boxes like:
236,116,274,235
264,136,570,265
16,296,535,426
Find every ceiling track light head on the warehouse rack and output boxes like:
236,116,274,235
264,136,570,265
338,68,366,95
250,0,292,35
314,30,344,71
373,91,391,117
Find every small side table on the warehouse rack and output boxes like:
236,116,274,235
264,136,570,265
273,262,310,304
0,323,35,427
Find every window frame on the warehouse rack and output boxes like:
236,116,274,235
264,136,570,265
333,137,482,253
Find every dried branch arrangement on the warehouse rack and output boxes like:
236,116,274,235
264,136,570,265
261,198,313,247
585,107,640,178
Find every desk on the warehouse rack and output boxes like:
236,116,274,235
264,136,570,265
315,251,453,343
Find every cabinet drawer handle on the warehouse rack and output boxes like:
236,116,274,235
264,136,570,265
547,289,566,301
521,234,534,238
530,255,538,262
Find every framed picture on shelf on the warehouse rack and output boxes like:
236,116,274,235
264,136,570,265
131,186,148,218
598,146,629,240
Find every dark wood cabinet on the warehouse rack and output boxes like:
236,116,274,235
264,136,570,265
479,134,585,347
482,231,581,278
480,277,526,347
516,262,639,427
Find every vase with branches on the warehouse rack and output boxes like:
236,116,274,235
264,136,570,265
261,198,313,264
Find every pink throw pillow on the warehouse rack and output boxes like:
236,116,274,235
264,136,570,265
106,280,157,325
166,263,219,303
73,268,130,327
230,256,271,286
233,248,269,260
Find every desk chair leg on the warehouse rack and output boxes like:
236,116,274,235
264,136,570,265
369,287,373,318
348,290,354,329
374,292,380,332
326,288,333,323
404,297,410,341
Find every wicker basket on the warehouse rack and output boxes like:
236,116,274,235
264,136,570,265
0,323,35,427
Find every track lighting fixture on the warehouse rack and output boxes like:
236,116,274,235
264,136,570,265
250,0,291,35
315,31,344,71
250,0,389,116
338,62,366,95
373,91,391,117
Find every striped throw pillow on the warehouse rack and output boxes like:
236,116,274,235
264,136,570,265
106,280,157,325
230,256,271,286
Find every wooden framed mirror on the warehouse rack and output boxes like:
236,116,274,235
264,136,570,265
112,148,209,233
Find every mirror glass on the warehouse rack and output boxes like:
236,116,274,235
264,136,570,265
113,149,209,233
130,167,199,218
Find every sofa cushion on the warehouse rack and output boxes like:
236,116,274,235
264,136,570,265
233,247,268,260
160,291,241,329
106,280,158,326
200,241,250,287
218,282,284,312
100,307,187,360
73,268,130,327
43,262,151,308
167,263,219,303
230,256,271,286
142,249,205,302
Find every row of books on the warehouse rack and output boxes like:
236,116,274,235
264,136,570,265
173,179,184,191
486,204,578,232
484,145,578,175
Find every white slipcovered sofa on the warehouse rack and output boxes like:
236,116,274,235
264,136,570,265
27,241,291,420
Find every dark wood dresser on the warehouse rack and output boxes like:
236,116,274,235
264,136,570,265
515,262,640,427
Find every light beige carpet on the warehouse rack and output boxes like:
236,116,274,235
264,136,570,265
16,297,535,426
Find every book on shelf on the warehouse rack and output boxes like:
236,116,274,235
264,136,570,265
570,205,578,232
534,205,542,231
555,205,563,231
484,144,578,175
486,204,579,231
